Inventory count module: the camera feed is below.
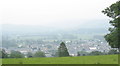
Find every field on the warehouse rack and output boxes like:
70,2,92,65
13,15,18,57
2,55,118,64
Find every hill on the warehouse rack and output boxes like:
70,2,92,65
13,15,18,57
2,54,118,64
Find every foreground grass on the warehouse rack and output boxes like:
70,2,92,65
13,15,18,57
2,54,118,64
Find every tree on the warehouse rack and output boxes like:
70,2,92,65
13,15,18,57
102,1,120,52
0,49,8,58
77,51,89,56
77,52,81,56
89,51,104,56
108,49,118,54
9,50,24,58
33,51,46,57
58,42,69,57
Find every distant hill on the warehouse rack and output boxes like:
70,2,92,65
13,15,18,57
2,19,109,35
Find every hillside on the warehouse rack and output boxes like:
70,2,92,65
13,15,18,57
2,55,118,64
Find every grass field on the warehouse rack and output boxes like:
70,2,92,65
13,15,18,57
2,55,118,64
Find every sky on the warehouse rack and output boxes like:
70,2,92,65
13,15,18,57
0,0,118,28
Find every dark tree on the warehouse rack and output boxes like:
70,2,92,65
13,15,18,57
102,1,120,52
77,52,81,56
77,51,89,56
0,49,8,58
58,42,69,57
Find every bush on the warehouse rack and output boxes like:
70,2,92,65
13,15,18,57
34,51,46,57
108,49,119,54
26,52,33,58
9,50,24,58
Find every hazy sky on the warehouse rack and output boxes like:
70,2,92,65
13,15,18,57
0,0,118,28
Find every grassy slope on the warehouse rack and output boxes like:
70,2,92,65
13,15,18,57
2,55,118,64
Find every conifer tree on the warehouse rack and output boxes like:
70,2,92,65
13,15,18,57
58,42,69,57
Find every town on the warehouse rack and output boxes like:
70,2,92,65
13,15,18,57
1,34,112,57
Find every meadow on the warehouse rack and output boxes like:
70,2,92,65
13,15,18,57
2,54,118,64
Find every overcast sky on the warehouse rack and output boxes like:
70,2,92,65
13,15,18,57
0,0,118,28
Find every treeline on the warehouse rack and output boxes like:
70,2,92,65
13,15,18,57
1,42,119,58
0,49,46,58
77,49,119,56
1,42,69,58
